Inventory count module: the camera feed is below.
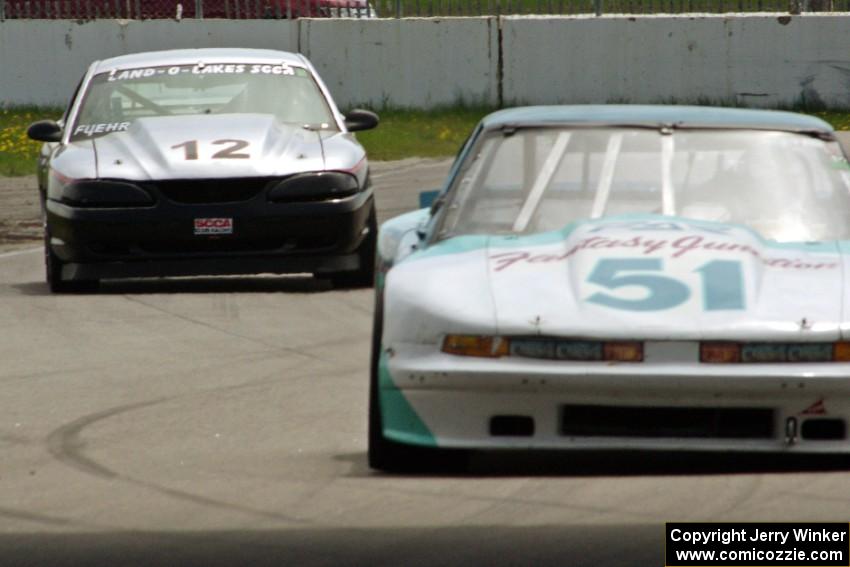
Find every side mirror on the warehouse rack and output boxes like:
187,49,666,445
418,189,440,209
344,109,379,132
27,120,62,143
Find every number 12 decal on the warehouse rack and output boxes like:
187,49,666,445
586,258,745,312
171,139,251,160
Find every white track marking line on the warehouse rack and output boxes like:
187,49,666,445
0,247,40,260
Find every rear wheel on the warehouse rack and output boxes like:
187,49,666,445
330,204,376,289
44,226,98,294
368,289,468,473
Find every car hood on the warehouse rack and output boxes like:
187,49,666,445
92,114,326,180
386,215,849,343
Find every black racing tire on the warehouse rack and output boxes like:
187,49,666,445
330,204,377,290
367,287,469,473
44,227,98,294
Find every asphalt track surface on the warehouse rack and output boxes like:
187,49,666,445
4,156,850,567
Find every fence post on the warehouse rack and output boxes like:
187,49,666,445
0,1,5,18
594,0,601,13
195,0,202,17
394,0,400,17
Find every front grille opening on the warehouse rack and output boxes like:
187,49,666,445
490,415,535,437
152,178,274,204
801,419,846,441
560,405,774,439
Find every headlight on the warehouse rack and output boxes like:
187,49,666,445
268,172,359,203
60,180,154,207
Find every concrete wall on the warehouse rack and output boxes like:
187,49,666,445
501,15,850,108
0,17,499,109
0,20,298,107
300,18,499,108
2,15,850,110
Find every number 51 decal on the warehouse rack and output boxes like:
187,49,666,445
586,258,745,312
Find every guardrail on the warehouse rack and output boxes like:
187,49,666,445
0,0,842,18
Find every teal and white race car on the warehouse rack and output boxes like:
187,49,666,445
369,105,850,472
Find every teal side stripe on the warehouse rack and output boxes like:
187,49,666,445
378,350,437,447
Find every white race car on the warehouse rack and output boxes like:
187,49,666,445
370,105,850,471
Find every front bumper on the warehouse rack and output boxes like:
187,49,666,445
46,188,373,280
381,342,850,453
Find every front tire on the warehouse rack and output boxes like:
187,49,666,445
367,287,468,473
44,227,98,294
330,204,376,290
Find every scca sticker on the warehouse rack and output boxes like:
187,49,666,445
194,218,233,235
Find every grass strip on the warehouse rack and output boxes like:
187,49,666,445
0,107,62,177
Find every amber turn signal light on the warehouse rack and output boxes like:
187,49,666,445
701,342,741,363
442,335,509,358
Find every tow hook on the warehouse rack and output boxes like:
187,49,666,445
784,416,799,446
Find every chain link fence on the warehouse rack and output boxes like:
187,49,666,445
0,0,374,18
373,0,838,14
0,0,842,19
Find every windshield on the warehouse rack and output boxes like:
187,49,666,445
437,127,850,242
70,63,337,141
